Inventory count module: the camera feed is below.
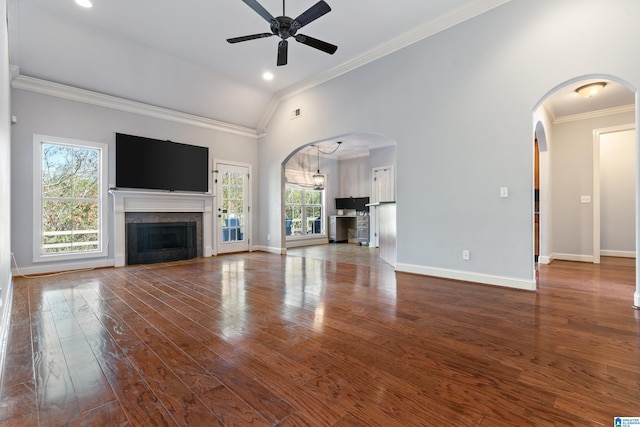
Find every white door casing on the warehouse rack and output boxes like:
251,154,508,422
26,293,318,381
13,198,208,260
371,165,395,247
593,125,636,264
215,161,251,254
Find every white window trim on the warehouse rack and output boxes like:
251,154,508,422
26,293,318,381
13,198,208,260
285,183,326,240
33,134,109,263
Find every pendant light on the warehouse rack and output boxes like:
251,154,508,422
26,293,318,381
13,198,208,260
310,141,342,190
313,145,324,190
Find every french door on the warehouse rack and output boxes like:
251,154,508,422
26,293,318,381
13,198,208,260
215,161,250,254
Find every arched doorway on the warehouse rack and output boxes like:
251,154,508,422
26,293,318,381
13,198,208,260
534,120,549,268
280,132,397,259
534,75,639,308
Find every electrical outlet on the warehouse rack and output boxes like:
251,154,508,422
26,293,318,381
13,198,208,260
462,250,470,260
267,234,271,241
500,187,509,198
581,195,591,203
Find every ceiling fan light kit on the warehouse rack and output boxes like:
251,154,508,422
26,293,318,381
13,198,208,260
227,0,338,66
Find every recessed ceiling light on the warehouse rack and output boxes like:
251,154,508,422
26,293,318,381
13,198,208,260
575,82,607,98
262,71,274,81
75,0,93,8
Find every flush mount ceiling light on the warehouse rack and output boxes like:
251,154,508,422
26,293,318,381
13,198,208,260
262,71,274,81
575,82,607,98
75,0,93,8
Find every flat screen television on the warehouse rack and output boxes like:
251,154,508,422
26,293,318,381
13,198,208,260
115,133,209,193
335,196,370,212
353,197,370,212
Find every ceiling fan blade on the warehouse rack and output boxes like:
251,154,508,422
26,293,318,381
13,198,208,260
294,34,337,55
239,0,275,23
277,40,288,66
291,1,331,31
227,33,274,43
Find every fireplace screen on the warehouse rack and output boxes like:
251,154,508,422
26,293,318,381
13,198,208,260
127,221,197,265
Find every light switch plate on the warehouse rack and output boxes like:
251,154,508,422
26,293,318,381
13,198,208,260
500,187,509,198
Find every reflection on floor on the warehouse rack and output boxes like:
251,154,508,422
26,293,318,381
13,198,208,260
287,243,390,269
1,250,637,425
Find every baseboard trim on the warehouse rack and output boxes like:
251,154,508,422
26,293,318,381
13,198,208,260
538,255,553,265
395,263,536,291
253,245,286,255
285,238,329,249
552,253,594,263
601,250,636,258
11,258,114,277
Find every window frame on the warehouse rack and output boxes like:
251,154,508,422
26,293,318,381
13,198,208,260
32,134,109,263
285,184,325,240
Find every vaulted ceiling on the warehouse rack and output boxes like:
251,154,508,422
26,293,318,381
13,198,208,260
7,0,514,129
8,0,635,134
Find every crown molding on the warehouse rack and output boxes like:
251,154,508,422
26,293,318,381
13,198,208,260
551,104,636,124
258,0,512,130
10,72,259,139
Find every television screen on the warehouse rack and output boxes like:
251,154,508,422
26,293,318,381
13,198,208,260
116,133,209,193
335,197,354,210
335,197,370,212
353,197,370,212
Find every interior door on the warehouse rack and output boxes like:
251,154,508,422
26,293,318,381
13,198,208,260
371,166,395,247
215,162,250,254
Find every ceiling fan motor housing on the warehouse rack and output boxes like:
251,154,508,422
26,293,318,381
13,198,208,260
271,16,296,39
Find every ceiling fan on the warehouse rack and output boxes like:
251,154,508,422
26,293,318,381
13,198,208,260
227,0,338,66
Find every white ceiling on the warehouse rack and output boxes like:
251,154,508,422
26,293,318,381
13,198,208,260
8,0,636,157
543,78,635,122
11,0,510,93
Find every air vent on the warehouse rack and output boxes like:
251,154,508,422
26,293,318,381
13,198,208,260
290,108,302,120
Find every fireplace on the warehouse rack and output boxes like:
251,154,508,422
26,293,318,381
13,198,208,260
110,190,215,267
127,221,197,265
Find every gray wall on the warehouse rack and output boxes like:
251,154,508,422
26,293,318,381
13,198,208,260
257,0,640,288
1,0,12,336
551,111,635,258
10,89,258,274
370,146,397,172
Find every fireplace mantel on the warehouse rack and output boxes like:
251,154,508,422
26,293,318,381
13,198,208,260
110,190,215,267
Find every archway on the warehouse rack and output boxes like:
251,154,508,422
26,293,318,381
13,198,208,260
280,132,397,256
534,120,549,272
534,75,639,308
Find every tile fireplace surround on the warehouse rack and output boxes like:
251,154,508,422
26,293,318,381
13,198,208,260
110,190,215,267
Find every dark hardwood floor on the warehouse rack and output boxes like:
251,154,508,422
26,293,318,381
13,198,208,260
0,246,638,426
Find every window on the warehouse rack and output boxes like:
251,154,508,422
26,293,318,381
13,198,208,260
33,135,108,262
285,186,324,237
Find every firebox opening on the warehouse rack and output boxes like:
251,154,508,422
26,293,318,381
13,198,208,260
127,221,197,265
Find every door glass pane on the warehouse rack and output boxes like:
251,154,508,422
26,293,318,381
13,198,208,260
221,170,245,242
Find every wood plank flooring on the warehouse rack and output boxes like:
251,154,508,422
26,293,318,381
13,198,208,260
0,247,638,426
